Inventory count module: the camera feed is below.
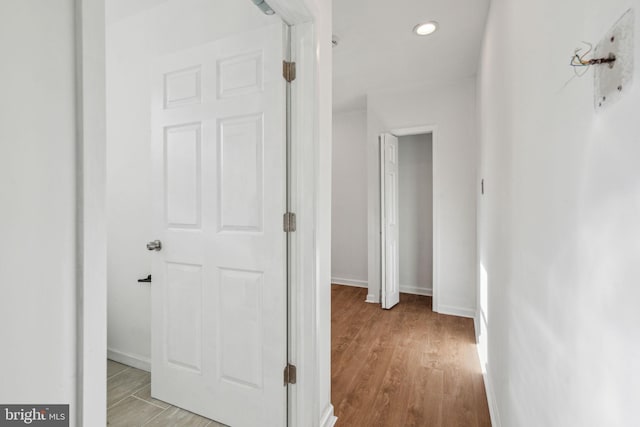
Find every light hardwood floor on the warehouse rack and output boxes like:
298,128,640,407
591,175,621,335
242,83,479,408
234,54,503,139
108,285,490,426
107,360,226,426
331,284,491,427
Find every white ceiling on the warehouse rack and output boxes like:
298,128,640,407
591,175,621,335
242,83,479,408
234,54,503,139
332,0,490,112
107,0,489,111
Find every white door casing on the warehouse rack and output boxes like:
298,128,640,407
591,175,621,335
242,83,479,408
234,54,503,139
380,133,400,310
150,23,287,427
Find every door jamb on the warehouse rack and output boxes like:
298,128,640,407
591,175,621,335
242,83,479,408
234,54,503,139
380,125,439,312
379,135,386,307
74,1,107,425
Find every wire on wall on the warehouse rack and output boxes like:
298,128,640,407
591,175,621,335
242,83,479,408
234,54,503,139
570,41,616,77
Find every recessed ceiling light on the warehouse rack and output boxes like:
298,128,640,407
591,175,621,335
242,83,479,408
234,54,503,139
414,21,439,36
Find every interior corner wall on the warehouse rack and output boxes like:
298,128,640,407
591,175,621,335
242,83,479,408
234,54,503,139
331,110,368,287
0,0,77,417
478,1,640,426
398,134,433,296
366,78,478,316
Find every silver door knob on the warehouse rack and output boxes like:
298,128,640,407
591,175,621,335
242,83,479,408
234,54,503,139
146,240,162,251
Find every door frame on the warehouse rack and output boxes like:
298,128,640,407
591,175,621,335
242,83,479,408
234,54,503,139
74,1,334,426
378,125,439,312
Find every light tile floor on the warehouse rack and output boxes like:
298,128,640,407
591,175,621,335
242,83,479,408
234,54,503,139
107,360,227,426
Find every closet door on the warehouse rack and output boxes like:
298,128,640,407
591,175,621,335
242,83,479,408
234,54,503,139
380,133,400,309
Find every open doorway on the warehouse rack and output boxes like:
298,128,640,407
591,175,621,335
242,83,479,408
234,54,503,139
380,129,435,310
105,1,292,425
330,120,490,425
398,133,433,297
64,0,329,424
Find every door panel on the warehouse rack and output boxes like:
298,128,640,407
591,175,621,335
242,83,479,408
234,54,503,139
219,267,264,388
381,133,400,309
218,115,263,232
151,23,287,427
165,123,201,228
166,262,203,373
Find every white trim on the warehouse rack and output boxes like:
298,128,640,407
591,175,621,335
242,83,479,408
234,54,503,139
331,277,368,288
282,0,334,421
475,310,500,426
483,370,502,427
379,134,387,308
287,17,332,427
477,351,501,427
474,311,480,342
319,404,337,427
75,0,107,425
431,128,440,313
399,285,433,296
437,304,476,319
107,349,151,372
375,125,440,311
391,125,437,137
365,294,380,303
268,0,313,24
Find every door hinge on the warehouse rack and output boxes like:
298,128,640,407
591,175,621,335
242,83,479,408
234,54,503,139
283,61,296,82
284,363,297,385
283,212,297,232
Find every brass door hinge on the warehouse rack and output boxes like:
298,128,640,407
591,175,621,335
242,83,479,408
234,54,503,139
284,363,297,385
283,212,296,232
283,61,296,83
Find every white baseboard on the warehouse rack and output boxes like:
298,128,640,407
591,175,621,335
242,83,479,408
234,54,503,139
319,404,337,427
331,278,377,303
333,280,432,301
399,285,433,296
331,277,368,288
479,357,501,427
365,294,379,303
436,304,476,319
107,348,151,372
474,316,479,343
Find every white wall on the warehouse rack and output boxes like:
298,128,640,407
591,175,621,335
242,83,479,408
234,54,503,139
0,0,77,417
106,0,278,366
477,1,640,426
331,110,368,286
366,78,477,316
398,133,433,296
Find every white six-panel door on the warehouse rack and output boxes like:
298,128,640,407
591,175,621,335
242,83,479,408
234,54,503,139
150,23,287,427
381,133,400,309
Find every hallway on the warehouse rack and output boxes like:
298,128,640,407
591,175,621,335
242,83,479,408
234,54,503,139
331,285,491,426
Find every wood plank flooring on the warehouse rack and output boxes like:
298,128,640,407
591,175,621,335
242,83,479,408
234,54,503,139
107,285,489,426
331,284,491,427
107,360,227,426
